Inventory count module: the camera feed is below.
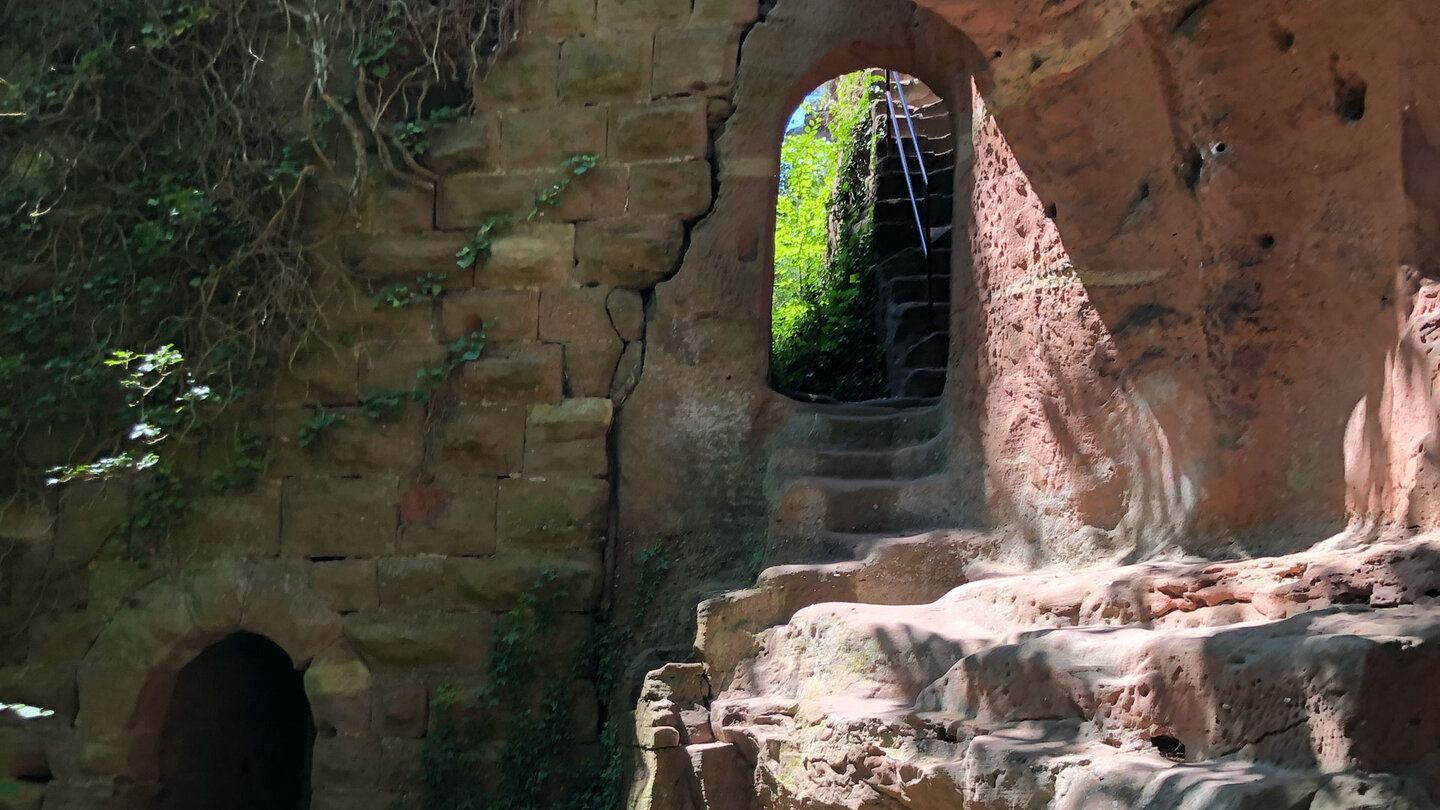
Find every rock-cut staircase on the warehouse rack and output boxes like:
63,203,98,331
872,81,955,400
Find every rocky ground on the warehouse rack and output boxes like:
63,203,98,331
637,535,1440,809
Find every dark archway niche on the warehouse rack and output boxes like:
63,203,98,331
150,632,315,810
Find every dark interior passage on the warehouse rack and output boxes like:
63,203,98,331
151,632,314,810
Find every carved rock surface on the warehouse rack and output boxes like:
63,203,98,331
700,537,1440,809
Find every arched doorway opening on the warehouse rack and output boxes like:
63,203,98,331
150,632,315,810
770,69,956,403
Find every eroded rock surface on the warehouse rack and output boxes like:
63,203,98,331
641,538,1440,809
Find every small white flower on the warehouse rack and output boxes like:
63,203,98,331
129,422,160,440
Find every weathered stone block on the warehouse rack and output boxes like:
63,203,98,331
55,480,127,567
430,406,525,477
311,559,380,614
378,737,423,791
628,160,713,220
0,496,52,543
575,217,685,288
355,297,436,342
423,116,499,174
343,611,492,669
435,172,541,232
304,642,373,735
563,341,624,399
560,34,652,104
528,398,614,443
611,340,644,403
652,27,740,97
357,341,448,394
312,734,380,789
475,41,559,110
606,288,646,341
500,106,608,169
373,677,428,739
478,223,577,289
610,99,709,162
458,344,565,404
440,288,539,343
398,477,500,556
378,556,444,608
444,552,603,611
168,483,282,559
539,287,617,344
691,0,759,24
27,612,101,663
282,477,396,558
598,0,689,28
272,405,425,477
534,0,595,37
273,343,360,407
539,164,630,223
341,233,472,280
356,182,434,235
498,478,608,549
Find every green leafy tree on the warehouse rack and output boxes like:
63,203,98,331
771,71,887,400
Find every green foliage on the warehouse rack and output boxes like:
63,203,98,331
771,72,887,400
373,274,447,309
394,107,464,158
297,411,346,450
43,346,212,485
360,389,411,420
203,429,270,493
456,154,599,270
404,543,671,810
1,0,538,558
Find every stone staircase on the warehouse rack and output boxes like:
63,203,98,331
872,84,955,399
764,399,956,566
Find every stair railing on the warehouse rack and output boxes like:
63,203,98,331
885,71,937,330
882,75,928,259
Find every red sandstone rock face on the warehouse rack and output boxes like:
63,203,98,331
627,1,1440,806
702,538,1440,809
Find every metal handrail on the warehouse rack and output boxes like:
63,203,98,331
891,71,929,187
882,79,928,258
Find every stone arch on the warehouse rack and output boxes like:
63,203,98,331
673,0,987,392
73,560,370,808
615,0,993,653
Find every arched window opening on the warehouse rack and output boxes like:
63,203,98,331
151,632,314,810
771,70,955,402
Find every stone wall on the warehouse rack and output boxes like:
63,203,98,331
9,0,1440,806
0,0,757,806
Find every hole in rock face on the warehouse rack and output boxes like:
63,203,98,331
1212,142,1229,155
1334,72,1368,124
1045,202,1059,220
1272,27,1296,51
1151,734,1187,761
150,633,315,810
1179,146,1204,191
1258,234,1276,251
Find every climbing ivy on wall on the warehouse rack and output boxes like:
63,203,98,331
403,544,672,810
771,71,887,401
0,0,528,521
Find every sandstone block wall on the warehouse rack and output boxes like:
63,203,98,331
0,0,758,805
